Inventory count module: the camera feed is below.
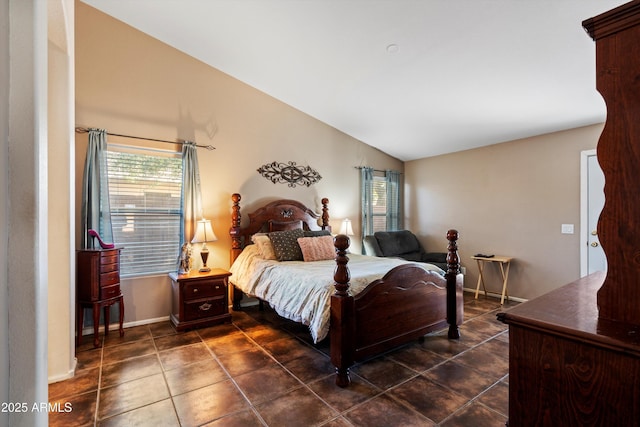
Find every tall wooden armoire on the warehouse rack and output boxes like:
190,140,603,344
498,2,640,426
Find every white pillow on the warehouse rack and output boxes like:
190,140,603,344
251,234,277,260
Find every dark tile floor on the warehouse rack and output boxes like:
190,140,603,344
50,293,516,427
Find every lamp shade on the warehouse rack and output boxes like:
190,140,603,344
191,219,217,244
339,218,354,236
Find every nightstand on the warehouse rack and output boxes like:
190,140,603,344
169,268,232,331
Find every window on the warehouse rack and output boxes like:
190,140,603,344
106,146,182,277
361,168,401,237
371,174,388,233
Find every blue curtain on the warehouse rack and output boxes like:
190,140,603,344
81,129,113,249
360,166,374,253
180,141,203,246
386,169,401,231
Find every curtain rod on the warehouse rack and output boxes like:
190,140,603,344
75,127,215,151
354,166,403,174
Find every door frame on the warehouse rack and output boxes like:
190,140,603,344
580,149,596,277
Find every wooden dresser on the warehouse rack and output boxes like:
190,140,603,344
76,248,125,347
169,269,232,331
499,2,640,425
498,272,640,426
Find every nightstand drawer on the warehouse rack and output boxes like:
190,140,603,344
183,280,226,300
183,297,226,321
100,284,121,300
169,268,231,332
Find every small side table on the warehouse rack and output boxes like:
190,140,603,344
472,255,513,304
77,248,125,347
169,268,232,331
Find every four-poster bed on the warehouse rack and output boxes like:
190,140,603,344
228,193,464,386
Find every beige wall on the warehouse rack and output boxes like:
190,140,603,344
75,2,402,324
405,123,604,301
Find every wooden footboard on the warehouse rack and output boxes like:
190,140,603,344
331,231,463,387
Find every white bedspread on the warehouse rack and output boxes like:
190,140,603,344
229,245,444,343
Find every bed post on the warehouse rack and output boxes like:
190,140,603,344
321,198,330,230
230,193,243,309
230,193,242,263
331,234,354,387
446,229,461,339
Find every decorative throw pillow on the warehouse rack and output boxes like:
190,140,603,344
303,229,332,237
269,220,303,232
251,234,277,260
297,235,335,262
268,228,305,261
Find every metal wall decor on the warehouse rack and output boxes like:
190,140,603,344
257,161,322,188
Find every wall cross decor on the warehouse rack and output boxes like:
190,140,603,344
257,161,322,188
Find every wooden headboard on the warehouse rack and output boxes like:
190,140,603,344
229,193,330,263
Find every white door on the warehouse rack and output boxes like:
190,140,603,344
581,150,607,276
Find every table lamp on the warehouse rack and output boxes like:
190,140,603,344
339,218,354,236
191,218,217,272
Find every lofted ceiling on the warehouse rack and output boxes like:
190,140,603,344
81,0,625,161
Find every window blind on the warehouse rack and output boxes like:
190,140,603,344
372,174,387,233
106,146,182,277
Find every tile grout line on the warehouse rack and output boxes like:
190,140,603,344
197,323,270,426
341,306,511,426
231,321,341,424
149,324,183,426
93,336,104,427
229,314,396,425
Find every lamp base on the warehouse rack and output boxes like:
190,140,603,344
199,248,210,273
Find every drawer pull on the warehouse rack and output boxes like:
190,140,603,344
199,302,212,311
193,288,198,293
215,285,220,290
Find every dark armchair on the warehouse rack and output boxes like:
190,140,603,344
362,230,448,270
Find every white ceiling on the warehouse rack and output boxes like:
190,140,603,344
81,0,625,161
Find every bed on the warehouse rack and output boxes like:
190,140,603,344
228,193,464,386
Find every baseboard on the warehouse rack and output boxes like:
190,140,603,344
462,287,528,303
48,357,77,384
80,315,170,336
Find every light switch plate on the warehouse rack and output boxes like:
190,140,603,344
561,224,574,234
